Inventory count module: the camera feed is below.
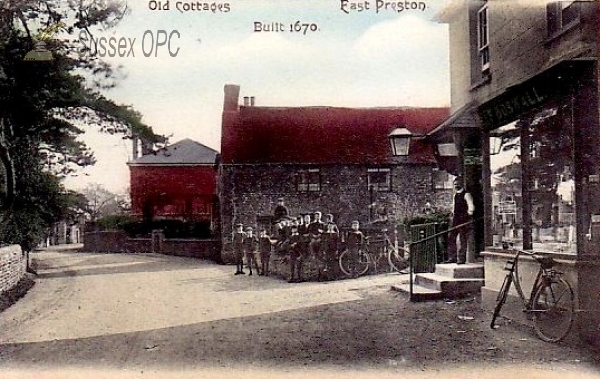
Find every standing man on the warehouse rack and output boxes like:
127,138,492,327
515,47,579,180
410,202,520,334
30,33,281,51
273,197,289,223
446,176,475,264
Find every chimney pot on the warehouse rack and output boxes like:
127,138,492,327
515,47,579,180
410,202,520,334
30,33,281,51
243,96,250,106
250,96,255,106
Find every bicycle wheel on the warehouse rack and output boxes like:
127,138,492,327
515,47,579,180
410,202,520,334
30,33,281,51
531,278,574,343
338,249,370,278
490,273,513,329
387,246,409,273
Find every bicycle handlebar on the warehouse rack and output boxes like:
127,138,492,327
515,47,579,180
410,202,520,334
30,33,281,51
510,249,556,268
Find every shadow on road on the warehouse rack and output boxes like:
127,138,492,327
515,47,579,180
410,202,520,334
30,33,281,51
34,253,218,279
1,292,598,373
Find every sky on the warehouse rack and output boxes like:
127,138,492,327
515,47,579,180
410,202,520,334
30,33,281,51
62,0,452,193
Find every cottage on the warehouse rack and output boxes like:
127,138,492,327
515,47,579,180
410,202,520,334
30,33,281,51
219,84,452,258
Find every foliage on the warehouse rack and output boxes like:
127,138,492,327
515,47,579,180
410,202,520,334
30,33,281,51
80,183,128,221
0,1,164,244
403,211,451,228
0,147,73,248
94,214,136,230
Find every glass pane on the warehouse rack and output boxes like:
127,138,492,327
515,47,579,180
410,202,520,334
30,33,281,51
528,107,575,253
392,138,410,156
561,2,579,26
478,6,488,48
490,122,523,249
489,106,576,253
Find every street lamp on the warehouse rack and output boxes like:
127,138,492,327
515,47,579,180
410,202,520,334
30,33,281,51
388,127,412,156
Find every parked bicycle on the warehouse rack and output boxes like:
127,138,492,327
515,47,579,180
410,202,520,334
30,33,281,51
490,249,575,342
338,228,409,278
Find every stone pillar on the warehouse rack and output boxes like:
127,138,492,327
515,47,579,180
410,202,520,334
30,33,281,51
151,230,164,254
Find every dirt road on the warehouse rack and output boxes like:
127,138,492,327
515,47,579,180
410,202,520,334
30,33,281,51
0,250,598,379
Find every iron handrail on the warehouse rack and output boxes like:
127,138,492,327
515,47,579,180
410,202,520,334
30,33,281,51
407,217,481,302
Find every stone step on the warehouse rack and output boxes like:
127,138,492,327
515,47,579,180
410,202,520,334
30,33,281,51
415,273,485,297
391,282,443,301
434,263,484,279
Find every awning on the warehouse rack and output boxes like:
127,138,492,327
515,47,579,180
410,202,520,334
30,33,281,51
427,102,480,141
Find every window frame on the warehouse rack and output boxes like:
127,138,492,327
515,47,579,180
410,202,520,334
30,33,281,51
296,168,321,193
477,3,490,73
367,167,392,192
432,168,455,190
547,1,581,38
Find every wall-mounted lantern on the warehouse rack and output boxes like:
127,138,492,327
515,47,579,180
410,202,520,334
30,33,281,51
388,127,412,156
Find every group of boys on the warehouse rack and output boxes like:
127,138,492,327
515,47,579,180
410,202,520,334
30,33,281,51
232,209,366,283
232,224,273,276
274,211,341,282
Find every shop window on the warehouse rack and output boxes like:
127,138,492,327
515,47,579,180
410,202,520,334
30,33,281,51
433,169,455,190
367,168,391,192
297,168,321,192
488,105,575,253
477,3,490,73
547,1,581,37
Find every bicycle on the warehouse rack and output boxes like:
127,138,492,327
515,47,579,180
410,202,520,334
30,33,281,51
490,249,575,342
338,228,410,278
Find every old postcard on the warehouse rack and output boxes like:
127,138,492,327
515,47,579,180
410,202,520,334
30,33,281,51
0,0,599,378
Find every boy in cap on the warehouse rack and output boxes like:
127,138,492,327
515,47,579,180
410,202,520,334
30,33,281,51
273,197,289,222
308,211,326,260
287,223,302,282
232,223,246,275
259,229,275,276
243,226,260,275
321,219,340,279
345,220,365,278
324,213,339,234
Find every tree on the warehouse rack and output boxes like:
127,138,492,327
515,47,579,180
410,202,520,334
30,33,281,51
0,1,164,251
0,148,77,271
81,183,128,221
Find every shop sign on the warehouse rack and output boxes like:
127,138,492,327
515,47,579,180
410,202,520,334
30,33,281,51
498,200,517,215
479,85,548,128
464,148,482,165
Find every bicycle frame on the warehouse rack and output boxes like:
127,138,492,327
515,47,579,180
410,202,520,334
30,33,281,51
491,248,575,342
508,249,556,311
338,229,408,277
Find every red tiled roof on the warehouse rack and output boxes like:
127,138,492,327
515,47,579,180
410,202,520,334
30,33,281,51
221,106,450,165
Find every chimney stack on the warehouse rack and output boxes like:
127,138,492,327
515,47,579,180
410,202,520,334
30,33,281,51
223,84,240,111
131,135,139,159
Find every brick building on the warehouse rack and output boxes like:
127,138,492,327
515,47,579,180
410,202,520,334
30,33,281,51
219,84,452,256
434,1,600,345
128,138,219,230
